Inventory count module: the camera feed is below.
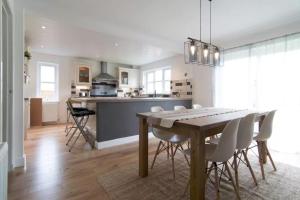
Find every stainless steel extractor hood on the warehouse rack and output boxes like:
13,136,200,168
92,61,118,83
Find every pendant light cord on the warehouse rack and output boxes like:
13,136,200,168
200,0,202,41
209,0,212,44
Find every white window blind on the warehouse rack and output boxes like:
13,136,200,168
215,33,300,154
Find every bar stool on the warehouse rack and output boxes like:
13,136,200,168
65,105,88,137
66,100,95,152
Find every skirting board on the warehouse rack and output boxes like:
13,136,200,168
95,132,154,150
13,154,26,168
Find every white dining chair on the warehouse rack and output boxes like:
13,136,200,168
193,104,202,109
184,119,241,199
174,105,186,111
251,110,277,180
150,106,190,179
209,113,258,189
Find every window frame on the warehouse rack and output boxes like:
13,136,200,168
143,66,171,94
36,62,59,102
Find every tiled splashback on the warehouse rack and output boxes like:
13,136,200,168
171,79,192,97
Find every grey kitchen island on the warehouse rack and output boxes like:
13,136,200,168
72,97,192,148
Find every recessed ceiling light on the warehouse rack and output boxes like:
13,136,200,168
114,43,119,47
41,45,44,48
41,26,46,29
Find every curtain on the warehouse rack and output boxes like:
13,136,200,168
215,33,300,153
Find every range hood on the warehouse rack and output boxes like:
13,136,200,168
92,61,118,83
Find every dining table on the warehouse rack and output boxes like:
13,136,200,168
136,108,268,200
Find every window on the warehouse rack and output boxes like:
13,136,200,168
143,67,171,94
214,33,300,154
37,62,59,102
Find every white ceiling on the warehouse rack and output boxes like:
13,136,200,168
21,0,300,65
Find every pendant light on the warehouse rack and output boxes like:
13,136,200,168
184,0,223,67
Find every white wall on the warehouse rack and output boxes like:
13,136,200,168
140,54,214,106
12,2,25,168
24,52,133,123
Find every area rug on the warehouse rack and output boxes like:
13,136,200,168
97,153,300,200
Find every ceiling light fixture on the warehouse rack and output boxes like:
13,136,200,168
41,25,46,29
184,0,223,67
40,45,44,48
114,43,119,47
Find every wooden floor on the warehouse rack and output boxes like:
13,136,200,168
8,124,300,200
8,125,158,200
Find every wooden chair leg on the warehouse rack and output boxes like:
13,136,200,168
179,144,190,166
233,152,239,191
257,141,266,180
151,141,163,169
206,162,214,181
224,162,240,200
242,150,258,186
264,142,277,171
167,142,170,159
213,162,220,199
170,144,175,179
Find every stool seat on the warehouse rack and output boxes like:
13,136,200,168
73,107,89,112
72,110,95,117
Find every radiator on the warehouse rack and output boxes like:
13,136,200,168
42,102,58,123
0,143,8,200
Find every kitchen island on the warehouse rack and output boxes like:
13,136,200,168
71,97,192,149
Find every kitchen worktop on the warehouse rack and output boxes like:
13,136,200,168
71,96,192,103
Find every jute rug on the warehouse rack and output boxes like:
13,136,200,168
97,152,300,200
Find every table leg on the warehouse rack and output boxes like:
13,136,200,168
258,116,267,164
139,117,149,177
190,129,206,200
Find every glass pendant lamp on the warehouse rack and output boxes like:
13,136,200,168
184,0,223,67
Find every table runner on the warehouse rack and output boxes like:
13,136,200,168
148,108,244,128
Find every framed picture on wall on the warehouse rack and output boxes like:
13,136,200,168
75,63,92,85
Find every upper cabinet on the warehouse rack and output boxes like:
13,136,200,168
119,67,139,88
75,63,92,85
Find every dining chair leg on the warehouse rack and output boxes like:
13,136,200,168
224,162,240,200
170,144,175,179
179,144,190,166
167,142,170,160
151,141,163,169
206,162,214,182
242,150,258,186
233,152,239,191
257,141,266,180
213,162,220,199
264,142,277,171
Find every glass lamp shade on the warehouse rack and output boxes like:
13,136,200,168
198,43,210,65
184,40,199,64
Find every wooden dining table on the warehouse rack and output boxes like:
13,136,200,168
136,108,268,200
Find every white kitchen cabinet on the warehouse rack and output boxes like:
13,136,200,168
119,67,139,88
75,62,92,85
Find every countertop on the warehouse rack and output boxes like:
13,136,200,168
71,97,192,103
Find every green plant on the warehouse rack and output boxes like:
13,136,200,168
24,50,32,60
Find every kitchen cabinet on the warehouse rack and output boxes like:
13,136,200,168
118,67,139,88
75,63,92,85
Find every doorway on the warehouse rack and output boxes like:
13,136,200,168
1,0,13,168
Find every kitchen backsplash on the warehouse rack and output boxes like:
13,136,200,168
171,79,192,97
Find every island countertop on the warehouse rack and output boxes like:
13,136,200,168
71,97,192,103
